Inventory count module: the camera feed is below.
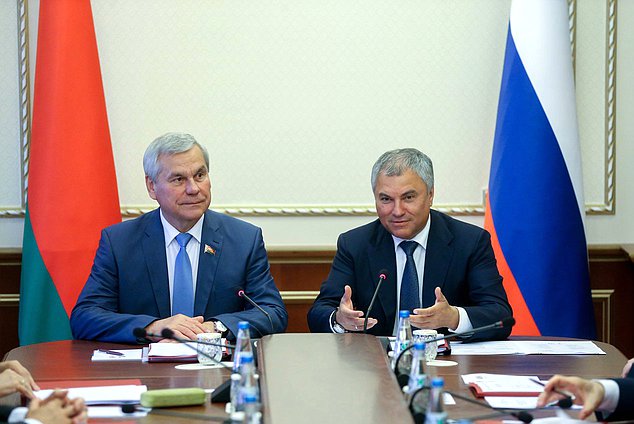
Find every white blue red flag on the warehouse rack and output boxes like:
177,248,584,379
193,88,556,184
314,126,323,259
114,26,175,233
484,0,596,339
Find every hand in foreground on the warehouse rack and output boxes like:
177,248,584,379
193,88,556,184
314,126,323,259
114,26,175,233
145,314,207,341
0,368,35,399
335,285,377,332
27,390,87,424
622,357,634,378
411,287,459,330
536,375,604,420
0,360,40,392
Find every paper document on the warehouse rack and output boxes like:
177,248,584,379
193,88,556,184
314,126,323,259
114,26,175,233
91,348,143,361
462,373,544,397
484,396,582,411
450,340,605,355
36,384,147,405
147,342,198,362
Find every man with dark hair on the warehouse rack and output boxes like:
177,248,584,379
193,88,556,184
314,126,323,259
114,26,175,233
71,133,287,342
308,148,512,340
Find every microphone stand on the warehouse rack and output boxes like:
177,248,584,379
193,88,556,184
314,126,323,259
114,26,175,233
363,270,387,333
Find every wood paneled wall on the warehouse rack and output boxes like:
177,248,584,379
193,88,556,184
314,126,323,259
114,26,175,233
2,246,633,359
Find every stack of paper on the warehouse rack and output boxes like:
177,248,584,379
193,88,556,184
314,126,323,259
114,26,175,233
147,342,198,362
35,384,147,405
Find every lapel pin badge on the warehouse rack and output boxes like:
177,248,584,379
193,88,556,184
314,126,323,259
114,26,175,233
204,244,216,255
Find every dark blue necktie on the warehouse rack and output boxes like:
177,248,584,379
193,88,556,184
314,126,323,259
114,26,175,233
172,233,194,316
399,240,420,312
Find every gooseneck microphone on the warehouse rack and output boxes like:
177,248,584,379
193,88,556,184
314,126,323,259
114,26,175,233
364,269,388,333
393,317,516,383
132,327,234,371
238,289,274,333
132,327,235,349
160,328,236,349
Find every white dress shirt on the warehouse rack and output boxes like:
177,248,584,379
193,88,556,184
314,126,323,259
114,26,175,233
160,210,204,315
390,214,473,335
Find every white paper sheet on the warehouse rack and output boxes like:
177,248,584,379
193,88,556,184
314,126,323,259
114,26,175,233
450,340,605,355
35,385,147,405
91,348,143,361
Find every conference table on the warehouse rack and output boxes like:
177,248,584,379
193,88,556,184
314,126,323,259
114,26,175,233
3,334,628,423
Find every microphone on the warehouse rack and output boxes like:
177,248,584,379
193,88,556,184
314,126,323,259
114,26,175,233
445,390,533,423
394,317,516,383
364,269,388,333
160,328,236,349
132,327,235,349
238,289,274,333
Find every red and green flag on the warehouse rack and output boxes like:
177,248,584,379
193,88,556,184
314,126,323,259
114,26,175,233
19,0,120,345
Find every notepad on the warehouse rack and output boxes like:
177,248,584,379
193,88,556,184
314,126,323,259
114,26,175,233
146,342,198,362
91,348,143,361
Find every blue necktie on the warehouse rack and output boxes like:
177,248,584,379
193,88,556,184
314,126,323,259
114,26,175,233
399,240,420,312
172,233,194,316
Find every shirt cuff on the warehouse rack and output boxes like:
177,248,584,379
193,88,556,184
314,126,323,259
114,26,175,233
8,407,43,424
329,309,345,334
595,379,620,415
449,307,473,334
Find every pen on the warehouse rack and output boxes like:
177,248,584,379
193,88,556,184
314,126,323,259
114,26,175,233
98,349,124,356
531,378,574,408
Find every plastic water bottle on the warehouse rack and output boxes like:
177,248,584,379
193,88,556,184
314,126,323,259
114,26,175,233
392,310,413,371
407,341,427,396
425,377,447,424
228,373,242,415
243,393,261,424
235,352,259,413
233,321,252,373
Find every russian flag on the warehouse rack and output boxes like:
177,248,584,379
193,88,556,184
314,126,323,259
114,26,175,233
484,0,596,339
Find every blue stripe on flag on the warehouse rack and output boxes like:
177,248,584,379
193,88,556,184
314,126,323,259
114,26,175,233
489,28,595,339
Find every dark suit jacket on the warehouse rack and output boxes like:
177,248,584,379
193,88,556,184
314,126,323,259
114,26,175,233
0,405,14,422
70,209,287,342
307,210,512,340
603,377,634,421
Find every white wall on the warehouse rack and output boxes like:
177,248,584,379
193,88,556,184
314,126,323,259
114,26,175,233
0,0,631,249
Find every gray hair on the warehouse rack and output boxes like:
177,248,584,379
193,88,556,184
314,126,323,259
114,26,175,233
143,132,210,181
370,148,434,193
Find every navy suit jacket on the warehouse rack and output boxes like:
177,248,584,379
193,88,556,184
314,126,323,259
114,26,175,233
307,210,512,340
70,209,287,342
603,377,634,421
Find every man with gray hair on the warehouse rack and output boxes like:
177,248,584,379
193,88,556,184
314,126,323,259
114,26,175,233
308,148,511,340
71,133,287,342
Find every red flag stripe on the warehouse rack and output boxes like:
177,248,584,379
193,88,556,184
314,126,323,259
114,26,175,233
28,0,120,316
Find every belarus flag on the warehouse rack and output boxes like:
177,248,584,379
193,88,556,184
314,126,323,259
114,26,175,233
484,0,596,339
19,0,121,345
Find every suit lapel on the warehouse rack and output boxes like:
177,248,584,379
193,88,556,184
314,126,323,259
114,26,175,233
142,210,171,317
366,223,397,324
194,211,223,315
422,211,454,307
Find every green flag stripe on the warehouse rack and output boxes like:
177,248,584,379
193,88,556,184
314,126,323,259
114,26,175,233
19,207,73,345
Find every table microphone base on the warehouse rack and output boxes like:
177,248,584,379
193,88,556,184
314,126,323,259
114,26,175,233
210,379,232,403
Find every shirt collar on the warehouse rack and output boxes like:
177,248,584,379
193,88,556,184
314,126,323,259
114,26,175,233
391,212,431,250
159,210,204,245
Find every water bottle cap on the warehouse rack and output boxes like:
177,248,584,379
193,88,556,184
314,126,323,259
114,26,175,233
241,352,254,363
414,341,426,350
431,377,444,387
399,310,410,318
238,321,250,330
